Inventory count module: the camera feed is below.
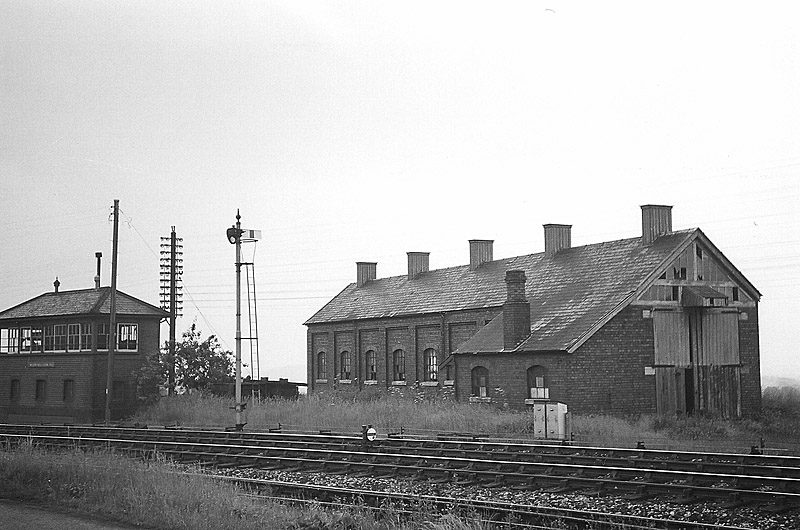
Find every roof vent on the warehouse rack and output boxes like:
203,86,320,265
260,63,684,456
407,252,429,279
53,277,60,293
469,240,493,269
543,224,571,257
641,205,673,244
356,262,377,287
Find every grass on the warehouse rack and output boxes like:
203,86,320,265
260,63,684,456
0,442,497,530
131,386,800,454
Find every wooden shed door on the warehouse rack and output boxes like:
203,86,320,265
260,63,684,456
653,311,691,415
695,310,741,417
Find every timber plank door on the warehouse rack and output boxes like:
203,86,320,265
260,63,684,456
693,309,742,418
653,311,691,415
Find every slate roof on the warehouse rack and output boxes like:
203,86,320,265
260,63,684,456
0,287,169,321
306,229,707,352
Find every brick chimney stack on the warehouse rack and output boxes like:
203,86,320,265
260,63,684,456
356,262,377,287
407,252,430,279
469,240,494,269
543,224,572,257
503,270,531,350
641,205,673,244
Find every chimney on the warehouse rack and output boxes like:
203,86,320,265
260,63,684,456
503,270,531,350
407,252,429,279
641,205,673,244
95,252,102,289
356,262,377,287
543,224,571,257
469,240,494,269
53,277,60,293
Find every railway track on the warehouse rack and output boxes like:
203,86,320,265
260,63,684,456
212,474,765,530
2,424,799,525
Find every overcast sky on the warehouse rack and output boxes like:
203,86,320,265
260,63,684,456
1,1,798,384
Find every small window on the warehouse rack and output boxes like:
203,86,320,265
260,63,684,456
671,286,680,301
117,324,138,351
21,328,31,352
696,246,703,259
527,365,549,400
67,324,80,351
424,348,438,382
53,325,67,351
44,325,55,351
31,327,43,352
1,328,20,354
365,350,377,381
35,379,47,401
340,351,351,380
658,271,667,280
10,379,20,401
97,323,109,350
317,352,327,380
392,349,405,382
673,267,687,280
63,379,74,401
732,287,740,302
471,366,488,397
80,323,92,350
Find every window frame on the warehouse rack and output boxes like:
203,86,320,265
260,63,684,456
392,349,406,382
365,350,377,381
527,365,549,400
53,324,67,351
423,348,438,382
80,323,93,350
67,324,81,351
1,328,20,354
97,323,109,350
117,323,138,351
471,366,489,398
340,351,351,380
317,351,327,380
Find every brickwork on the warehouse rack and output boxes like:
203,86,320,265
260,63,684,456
738,307,763,415
0,317,161,422
306,308,501,397
309,302,762,417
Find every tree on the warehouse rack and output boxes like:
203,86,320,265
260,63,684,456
136,322,234,403
174,323,235,391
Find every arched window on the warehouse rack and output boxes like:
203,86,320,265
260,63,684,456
423,348,438,382
392,349,405,382
365,350,377,381
527,365,548,400
340,351,351,380
471,366,489,397
317,352,327,380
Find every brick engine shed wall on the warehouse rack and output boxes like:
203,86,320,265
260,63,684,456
454,306,657,414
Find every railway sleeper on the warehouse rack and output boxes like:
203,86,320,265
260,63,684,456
668,487,700,505
621,484,656,502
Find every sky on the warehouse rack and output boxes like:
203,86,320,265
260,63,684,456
1,1,798,384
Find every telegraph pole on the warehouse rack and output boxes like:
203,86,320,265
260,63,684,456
105,199,120,424
160,227,183,395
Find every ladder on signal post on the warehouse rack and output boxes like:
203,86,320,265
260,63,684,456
242,261,260,400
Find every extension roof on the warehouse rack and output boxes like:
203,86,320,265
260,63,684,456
305,228,760,354
0,287,169,322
